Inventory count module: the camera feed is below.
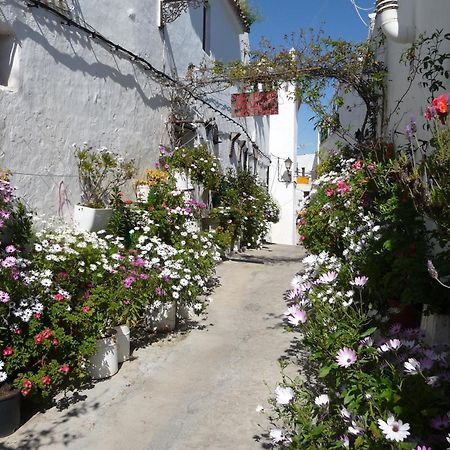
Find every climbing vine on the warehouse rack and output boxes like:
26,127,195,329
194,30,386,144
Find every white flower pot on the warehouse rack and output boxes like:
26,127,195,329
174,171,193,191
421,310,450,345
87,332,119,379
145,300,176,332
177,303,194,321
73,205,113,233
136,185,150,202
113,324,131,362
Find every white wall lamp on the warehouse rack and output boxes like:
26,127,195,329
375,0,415,44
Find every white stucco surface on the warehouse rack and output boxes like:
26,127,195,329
376,0,450,146
0,0,271,218
267,84,298,246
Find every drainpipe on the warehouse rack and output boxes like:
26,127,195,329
375,0,415,43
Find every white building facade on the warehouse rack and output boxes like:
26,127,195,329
267,83,299,246
295,152,317,208
0,0,272,217
375,0,450,146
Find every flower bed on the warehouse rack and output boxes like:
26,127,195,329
0,152,221,406
262,95,450,449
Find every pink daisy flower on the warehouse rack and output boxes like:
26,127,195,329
350,276,369,287
336,347,357,368
317,271,338,284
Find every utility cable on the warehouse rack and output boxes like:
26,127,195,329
350,0,374,27
23,0,270,163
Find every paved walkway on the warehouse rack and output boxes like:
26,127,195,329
2,244,304,450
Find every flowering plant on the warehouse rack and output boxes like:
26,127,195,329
262,251,450,449
211,170,278,250
135,168,170,188
0,222,128,399
298,144,438,309
75,144,136,208
0,170,33,250
158,144,222,190
404,93,450,241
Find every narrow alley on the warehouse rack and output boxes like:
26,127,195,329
2,244,304,450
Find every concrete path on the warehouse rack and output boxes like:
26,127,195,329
1,244,304,450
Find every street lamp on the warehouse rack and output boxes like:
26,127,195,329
284,157,293,182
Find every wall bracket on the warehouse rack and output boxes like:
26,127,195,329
159,0,206,27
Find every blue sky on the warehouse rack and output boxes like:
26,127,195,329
248,0,375,154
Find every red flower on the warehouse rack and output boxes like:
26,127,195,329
41,375,52,385
23,379,33,389
432,94,448,115
2,346,13,356
52,338,59,346
336,179,350,194
21,388,30,396
34,312,42,319
351,160,363,170
54,293,65,301
326,188,334,197
42,329,52,339
82,305,91,313
299,235,305,242
58,364,70,374
14,328,22,335
34,333,44,344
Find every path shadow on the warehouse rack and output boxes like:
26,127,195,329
1,394,102,449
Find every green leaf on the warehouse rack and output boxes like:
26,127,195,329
318,365,332,378
383,239,392,250
360,326,377,338
343,394,354,405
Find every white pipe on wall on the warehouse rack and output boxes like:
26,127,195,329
376,0,415,44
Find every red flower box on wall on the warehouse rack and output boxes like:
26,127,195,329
231,91,279,117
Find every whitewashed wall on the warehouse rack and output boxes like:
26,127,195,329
267,84,298,246
295,153,317,208
164,0,271,180
376,0,450,146
0,0,271,219
0,0,170,217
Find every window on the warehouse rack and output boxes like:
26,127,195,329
301,167,306,177
0,28,18,89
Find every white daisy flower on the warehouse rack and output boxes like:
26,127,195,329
377,415,410,442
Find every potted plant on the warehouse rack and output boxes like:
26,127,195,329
134,167,170,202
73,144,136,232
86,251,155,362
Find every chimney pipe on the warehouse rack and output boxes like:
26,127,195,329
375,0,415,44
